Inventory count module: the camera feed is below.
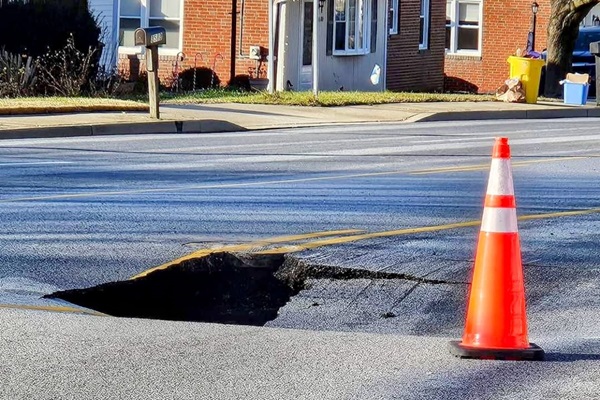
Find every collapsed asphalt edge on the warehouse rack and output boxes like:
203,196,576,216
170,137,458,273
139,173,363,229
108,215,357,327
45,252,465,326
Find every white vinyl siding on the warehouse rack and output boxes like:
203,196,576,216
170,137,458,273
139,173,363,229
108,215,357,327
89,0,117,68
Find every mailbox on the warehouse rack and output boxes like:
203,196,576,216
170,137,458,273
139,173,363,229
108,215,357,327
134,26,167,47
590,41,600,106
134,26,166,119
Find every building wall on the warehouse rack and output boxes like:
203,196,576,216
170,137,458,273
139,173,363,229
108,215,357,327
112,0,442,91
445,0,549,93
386,0,446,92
582,3,600,26
318,0,388,92
89,0,118,69
182,0,269,84
271,0,386,92
117,0,269,87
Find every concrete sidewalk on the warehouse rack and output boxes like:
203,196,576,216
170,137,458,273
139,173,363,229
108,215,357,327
1,100,599,140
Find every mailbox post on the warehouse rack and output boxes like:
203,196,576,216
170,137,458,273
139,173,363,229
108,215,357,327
134,27,167,118
590,41,600,106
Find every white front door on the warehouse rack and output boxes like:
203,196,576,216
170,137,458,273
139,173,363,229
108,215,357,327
299,0,313,91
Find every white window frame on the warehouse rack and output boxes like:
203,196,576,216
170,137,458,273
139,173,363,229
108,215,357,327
333,0,372,56
445,0,482,56
117,0,184,55
389,0,399,35
419,0,430,49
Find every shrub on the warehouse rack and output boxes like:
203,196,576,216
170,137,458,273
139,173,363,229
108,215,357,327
34,35,99,97
0,49,37,97
228,74,252,92
0,0,105,97
178,67,221,91
0,0,101,58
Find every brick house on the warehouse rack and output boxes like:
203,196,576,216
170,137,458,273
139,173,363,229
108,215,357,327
444,0,550,93
387,0,446,92
89,0,445,92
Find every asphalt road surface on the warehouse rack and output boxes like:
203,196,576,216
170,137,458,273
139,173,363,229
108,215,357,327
0,118,598,399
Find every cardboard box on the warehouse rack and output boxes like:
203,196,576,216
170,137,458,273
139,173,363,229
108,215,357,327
565,73,590,84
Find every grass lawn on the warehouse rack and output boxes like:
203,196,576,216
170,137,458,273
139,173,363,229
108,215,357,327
161,89,497,106
0,90,497,114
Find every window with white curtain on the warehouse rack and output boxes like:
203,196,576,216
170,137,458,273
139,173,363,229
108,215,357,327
119,0,182,52
445,0,482,54
334,0,372,55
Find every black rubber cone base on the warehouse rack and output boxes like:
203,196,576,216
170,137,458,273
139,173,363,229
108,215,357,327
449,340,545,361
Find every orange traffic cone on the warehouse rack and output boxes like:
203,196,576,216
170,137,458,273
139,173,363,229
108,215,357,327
449,137,544,361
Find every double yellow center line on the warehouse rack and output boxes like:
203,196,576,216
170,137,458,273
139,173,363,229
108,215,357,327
410,156,588,175
131,229,364,279
132,206,600,279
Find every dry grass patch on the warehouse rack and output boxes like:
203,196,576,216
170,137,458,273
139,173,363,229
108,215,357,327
0,97,148,115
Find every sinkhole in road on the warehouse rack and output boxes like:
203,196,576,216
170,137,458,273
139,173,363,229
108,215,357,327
45,252,452,325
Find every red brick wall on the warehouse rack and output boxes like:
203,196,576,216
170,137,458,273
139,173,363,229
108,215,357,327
118,54,181,87
182,0,269,84
445,0,549,93
118,0,269,87
386,0,446,91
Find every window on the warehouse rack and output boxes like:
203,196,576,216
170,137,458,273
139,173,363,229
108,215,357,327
333,0,372,55
419,0,429,49
118,0,182,52
388,0,399,35
445,0,482,54
119,0,141,48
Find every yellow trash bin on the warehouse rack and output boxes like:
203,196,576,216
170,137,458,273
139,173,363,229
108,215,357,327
507,56,546,104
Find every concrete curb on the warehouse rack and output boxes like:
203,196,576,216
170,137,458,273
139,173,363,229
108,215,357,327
1,106,599,140
412,107,600,122
0,119,249,140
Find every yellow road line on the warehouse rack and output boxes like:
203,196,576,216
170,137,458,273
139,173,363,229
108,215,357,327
255,220,482,254
133,206,600,278
0,303,106,316
257,206,600,254
130,229,365,279
518,207,600,221
410,157,588,175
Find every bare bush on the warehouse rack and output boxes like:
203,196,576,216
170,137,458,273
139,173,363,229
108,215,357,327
35,34,98,97
0,49,37,97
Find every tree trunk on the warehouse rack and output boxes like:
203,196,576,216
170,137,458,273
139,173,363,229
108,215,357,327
545,0,599,97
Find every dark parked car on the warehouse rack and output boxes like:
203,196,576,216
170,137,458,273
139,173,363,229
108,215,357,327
540,26,600,97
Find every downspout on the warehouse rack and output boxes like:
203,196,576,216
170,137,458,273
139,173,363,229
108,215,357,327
230,0,237,82
238,0,245,56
